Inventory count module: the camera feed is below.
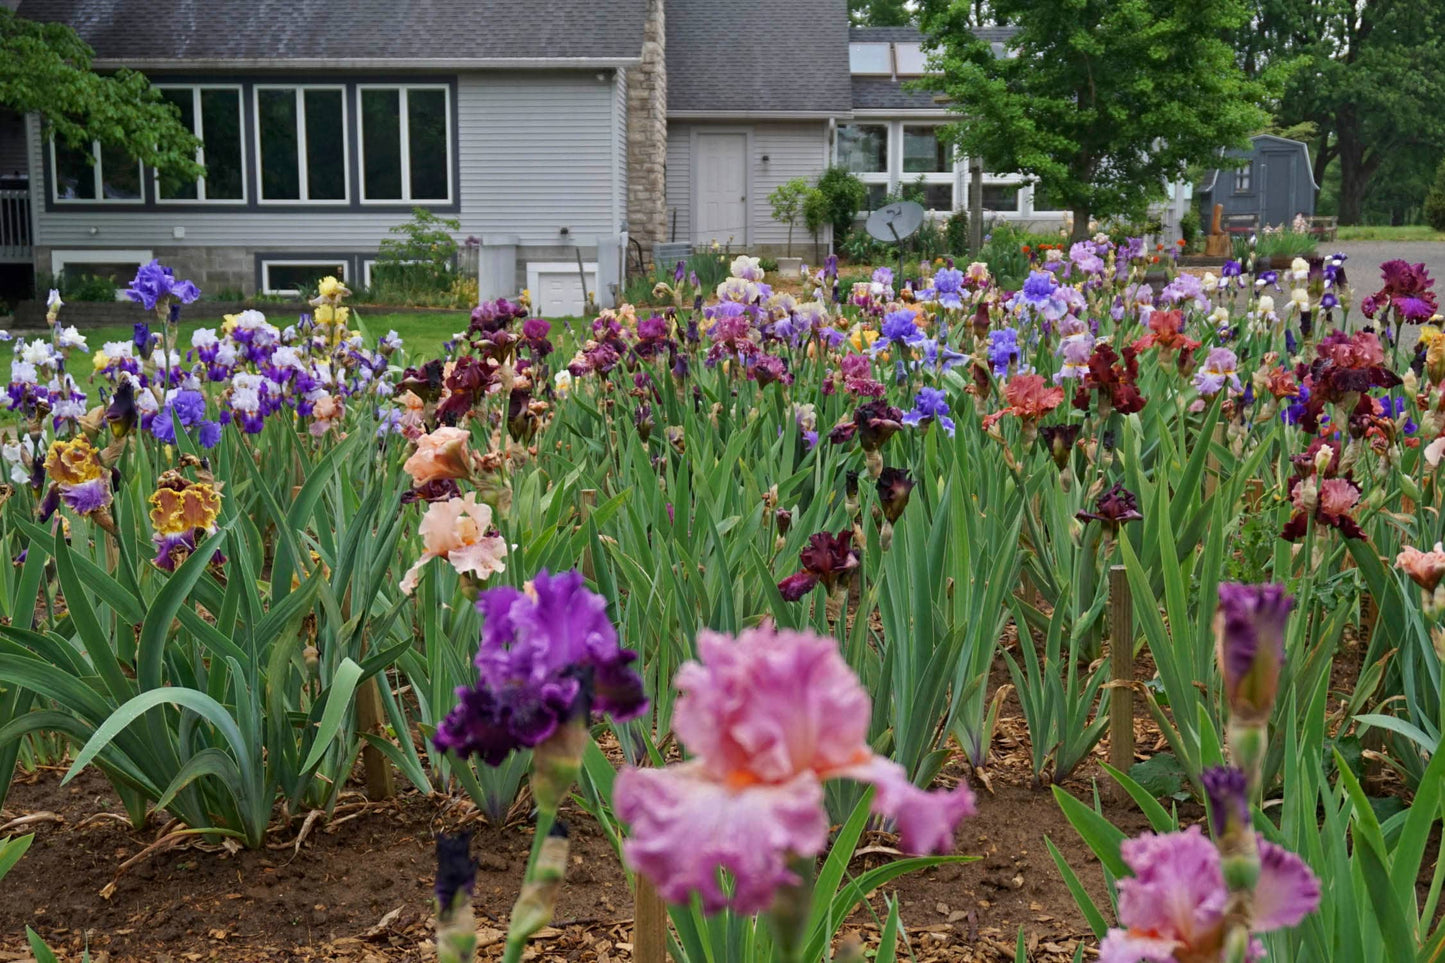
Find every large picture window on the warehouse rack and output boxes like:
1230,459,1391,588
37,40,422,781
50,140,143,203
837,124,888,174
157,86,245,202
902,126,950,174
255,85,349,203
359,85,451,203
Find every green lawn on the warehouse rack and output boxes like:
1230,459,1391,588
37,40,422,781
55,308,594,393
71,309,468,365
1335,225,1445,242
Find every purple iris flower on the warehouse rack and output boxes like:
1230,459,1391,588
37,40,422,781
60,478,111,514
988,327,1021,375
902,386,956,437
1221,260,1243,278
433,569,648,766
198,420,222,448
1216,582,1291,722
878,309,924,353
932,267,965,310
133,322,152,353
126,260,201,312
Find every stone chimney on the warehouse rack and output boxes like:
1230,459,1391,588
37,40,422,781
626,0,667,257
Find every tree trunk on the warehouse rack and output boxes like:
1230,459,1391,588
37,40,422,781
1335,110,1366,225
1070,205,1091,243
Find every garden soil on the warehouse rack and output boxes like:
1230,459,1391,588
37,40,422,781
6,623,1368,963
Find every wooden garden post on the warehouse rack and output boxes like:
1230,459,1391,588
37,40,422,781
1108,565,1134,800
580,489,598,581
633,876,669,963
357,677,395,800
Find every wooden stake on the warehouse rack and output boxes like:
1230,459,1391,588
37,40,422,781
1204,424,1223,500
580,489,598,581
1244,478,1264,512
357,676,395,800
345,571,394,801
633,875,669,963
1108,565,1135,800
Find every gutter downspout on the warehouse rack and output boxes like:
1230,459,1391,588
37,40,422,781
826,116,837,254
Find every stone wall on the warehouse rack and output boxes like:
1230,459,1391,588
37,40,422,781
625,0,668,260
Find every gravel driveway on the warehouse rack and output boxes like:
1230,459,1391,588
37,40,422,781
1329,240,1445,351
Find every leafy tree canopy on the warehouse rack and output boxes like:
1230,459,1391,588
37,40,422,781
0,9,201,178
917,0,1270,238
849,0,913,26
1238,0,1445,225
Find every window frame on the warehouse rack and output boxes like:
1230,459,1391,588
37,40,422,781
252,83,352,205
836,123,891,211
49,139,145,205
356,83,454,205
1234,162,1253,194
260,258,350,296
153,84,248,205
898,124,955,212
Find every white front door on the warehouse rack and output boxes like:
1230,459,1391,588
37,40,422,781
695,132,748,245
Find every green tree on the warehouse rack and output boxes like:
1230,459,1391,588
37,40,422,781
848,0,912,26
767,177,822,257
1237,0,1445,225
1425,157,1445,233
917,0,1269,240
1,9,200,177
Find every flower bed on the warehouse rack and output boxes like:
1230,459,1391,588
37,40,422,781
1,245,1442,962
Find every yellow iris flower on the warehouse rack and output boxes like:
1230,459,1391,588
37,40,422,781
44,437,104,487
149,483,222,536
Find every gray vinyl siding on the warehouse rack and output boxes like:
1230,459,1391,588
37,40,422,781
664,120,828,247
750,123,829,245
613,67,627,235
27,70,619,251
664,122,692,243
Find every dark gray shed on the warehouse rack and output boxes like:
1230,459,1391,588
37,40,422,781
1197,135,1318,231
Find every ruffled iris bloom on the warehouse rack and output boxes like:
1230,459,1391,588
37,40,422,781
126,260,201,312
988,327,1021,376
777,529,860,600
931,266,965,309
1099,825,1318,963
614,626,975,915
433,570,648,766
902,386,956,436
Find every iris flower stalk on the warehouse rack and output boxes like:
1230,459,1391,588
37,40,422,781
434,833,478,963
432,570,647,963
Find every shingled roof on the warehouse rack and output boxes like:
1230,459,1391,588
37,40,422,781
665,0,851,115
15,0,647,66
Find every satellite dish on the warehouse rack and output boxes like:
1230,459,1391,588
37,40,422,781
865,201,927,244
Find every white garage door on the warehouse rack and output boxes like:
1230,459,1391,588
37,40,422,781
527,262,597,318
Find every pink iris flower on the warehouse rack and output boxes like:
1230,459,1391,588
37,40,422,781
613,625,975,914
1100,825,1320,963
400,492,508,594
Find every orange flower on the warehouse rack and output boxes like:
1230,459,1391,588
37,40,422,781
981,374,1064,429
402,426,473,486
1397,544,1445,592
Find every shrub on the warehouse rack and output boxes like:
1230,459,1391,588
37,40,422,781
1425,157,1445,232
371,207,462,306
37,270,119,302
816,166,868,240
945,209,970,256
1179,208,1201,249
